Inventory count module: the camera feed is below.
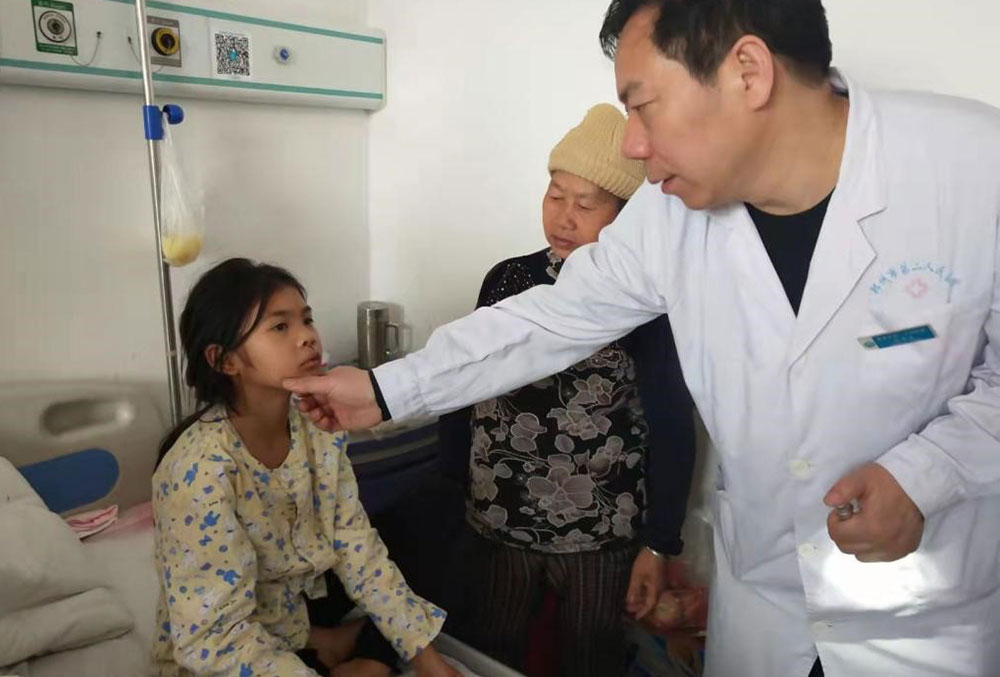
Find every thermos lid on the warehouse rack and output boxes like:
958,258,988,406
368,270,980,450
358,301,389,319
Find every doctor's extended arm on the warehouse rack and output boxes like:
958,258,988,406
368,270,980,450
374,195,671,422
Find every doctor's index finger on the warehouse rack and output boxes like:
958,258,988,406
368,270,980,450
823,473,869,507
282,374,334,395
294,394,318,411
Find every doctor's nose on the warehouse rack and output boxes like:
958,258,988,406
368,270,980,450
622,115,652,161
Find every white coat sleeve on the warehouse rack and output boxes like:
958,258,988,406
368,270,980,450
879,215,1000,517
373,187,673,421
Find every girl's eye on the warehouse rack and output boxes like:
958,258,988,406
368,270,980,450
273,322,288,332
304,317,315,326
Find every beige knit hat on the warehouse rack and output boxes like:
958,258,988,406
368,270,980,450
548,103,645,200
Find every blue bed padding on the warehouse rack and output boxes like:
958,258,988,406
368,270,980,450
18,448,120,513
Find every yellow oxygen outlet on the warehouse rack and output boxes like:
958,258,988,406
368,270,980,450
151,27,180,56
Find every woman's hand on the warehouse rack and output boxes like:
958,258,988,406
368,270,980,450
625,547,670,619
410,645,462,677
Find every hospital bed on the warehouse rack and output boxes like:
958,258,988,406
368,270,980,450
0,381,524,677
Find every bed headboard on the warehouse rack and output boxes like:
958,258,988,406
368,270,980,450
0,382,166,515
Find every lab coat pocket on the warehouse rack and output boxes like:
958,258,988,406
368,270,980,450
857,303,954,410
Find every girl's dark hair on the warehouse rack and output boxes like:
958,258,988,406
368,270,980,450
156,258,305,466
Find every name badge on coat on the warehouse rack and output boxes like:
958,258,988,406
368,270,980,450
857,324,937,350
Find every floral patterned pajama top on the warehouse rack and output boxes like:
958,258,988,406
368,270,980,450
151,406,445,676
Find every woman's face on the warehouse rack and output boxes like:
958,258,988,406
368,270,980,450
542,170,622,259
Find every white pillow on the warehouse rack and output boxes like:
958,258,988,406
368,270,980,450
0,457,133,666
0,457,44,509
0,499,106,614
22,632,149,677
0,588,133,666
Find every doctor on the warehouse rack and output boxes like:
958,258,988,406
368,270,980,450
286,1,1000,675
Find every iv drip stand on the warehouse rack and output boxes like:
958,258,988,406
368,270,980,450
133,0,184,426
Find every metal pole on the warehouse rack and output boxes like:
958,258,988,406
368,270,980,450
133,0,183,426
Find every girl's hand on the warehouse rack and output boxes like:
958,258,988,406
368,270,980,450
308,621,365,670
410,645,462,677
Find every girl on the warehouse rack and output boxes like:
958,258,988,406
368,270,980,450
152,258,459,677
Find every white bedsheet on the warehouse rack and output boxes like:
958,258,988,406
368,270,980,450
18,516,522,677
13,523,156,677
401,635,525,677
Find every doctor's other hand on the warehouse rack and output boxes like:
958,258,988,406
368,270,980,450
824,462,924,563
283,366,383,432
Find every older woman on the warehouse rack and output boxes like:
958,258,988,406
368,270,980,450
438,104,696,677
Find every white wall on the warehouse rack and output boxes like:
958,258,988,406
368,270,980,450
366,0,1000,350
5,0,999,396
0,0,371,411
827,1,1000,107
213,0,370,32
366,0,620,348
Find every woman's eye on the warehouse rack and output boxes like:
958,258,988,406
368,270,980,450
273,322,288,332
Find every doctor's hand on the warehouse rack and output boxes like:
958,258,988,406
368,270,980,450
283,366,384,432
825,462,924,563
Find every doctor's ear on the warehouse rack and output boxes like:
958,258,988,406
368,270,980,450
723,35,775,111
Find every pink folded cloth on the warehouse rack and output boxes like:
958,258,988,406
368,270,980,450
65,504,119,539
91,501,153,539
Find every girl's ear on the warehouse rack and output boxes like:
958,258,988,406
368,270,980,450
205,345,241,376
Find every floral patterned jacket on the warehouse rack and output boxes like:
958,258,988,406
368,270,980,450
438,249,697,555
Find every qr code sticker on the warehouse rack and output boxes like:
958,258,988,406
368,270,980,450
213,31,250,78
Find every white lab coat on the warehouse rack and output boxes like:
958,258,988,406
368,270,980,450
375,73,1000,676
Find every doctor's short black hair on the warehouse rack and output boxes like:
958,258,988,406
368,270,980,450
599,0,833,85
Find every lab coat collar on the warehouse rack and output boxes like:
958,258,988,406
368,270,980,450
786,70,885,364
700,72,886,362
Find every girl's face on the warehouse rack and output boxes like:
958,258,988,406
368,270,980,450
218,285,324,391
